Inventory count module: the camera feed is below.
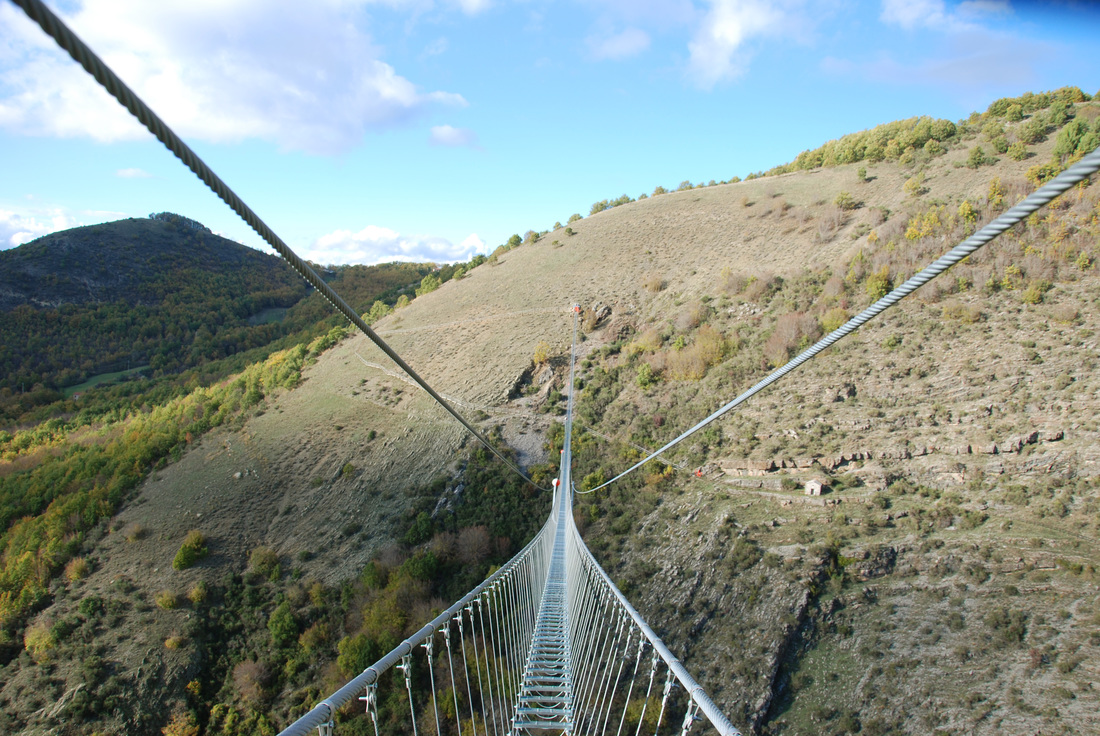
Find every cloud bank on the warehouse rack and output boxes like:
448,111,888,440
308,225,486,265
0,1,466,155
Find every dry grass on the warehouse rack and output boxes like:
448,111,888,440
643,273,666,293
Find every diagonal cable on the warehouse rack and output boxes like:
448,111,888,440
11,0,547,491
584,147,1100,494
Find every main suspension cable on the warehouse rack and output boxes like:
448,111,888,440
585,147,1100,494
12,0,547,491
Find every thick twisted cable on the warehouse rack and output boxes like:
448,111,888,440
12,0,547,492
586,147,1100,494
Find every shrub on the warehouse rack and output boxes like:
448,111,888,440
64,556,90,582
966,146,990,168
1007,142,1028,161
162,712,200,736
165,634,186,650
299,621,330,653
233,659,271,705
533,341,551,365
763,312,820,367
155,590,179,610
590,200,609,215
249,546,281,580
187,581,207,604
821,307,848,333
1022,281,1051,304
172,530,207,570
24,621,56,662
268,601,297,648
834,191,858,210
865,266,892,300
415,273,441,297
942,299,982,323
642,273,665,293
636,364,658,389
567,213,582,223
1020,117,1047,144
677,180,693,191
122,522,146,542
902,175,925,197
653,185,668,196
341,463,356,478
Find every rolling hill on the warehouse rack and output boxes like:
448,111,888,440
1,90,1099,736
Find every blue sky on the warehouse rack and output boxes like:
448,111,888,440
1,0,1098,264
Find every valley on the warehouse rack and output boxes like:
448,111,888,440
1,89,1099,736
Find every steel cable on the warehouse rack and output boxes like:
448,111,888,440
11,0,548,492
584,147,1100,494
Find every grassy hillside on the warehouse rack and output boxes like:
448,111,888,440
0,88,1098,736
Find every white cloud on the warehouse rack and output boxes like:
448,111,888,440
880,0,950,29
880,0,1003,31
0,208,78,249
452,0,491,14
116,167,152,178
460,232,485,250
0,1,466,155
308,224,488,265
587,28,651,61
429,124,480,148
687,0,796,88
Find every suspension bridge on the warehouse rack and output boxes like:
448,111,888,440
10,1,1100,735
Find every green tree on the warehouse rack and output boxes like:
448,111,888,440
267,601,297,648
966,146,989,169
506,234,522,249
1054,119,1089,163
172,530,207,570
415,273,441,297
567,213,582,223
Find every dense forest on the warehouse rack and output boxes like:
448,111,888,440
0,215,456,426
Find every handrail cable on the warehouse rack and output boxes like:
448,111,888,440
11,0,548,492
583,147,1100,494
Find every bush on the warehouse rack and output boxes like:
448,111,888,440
162,712,200,736
567,213,582,223
249,546,281,580
1022,281,1051,304
233,659,271,705
821,307,849,333
533,341,551,365
642,273,665,293
172,530,207,570
268,601,298,648
966,146,991,168
155,590,179,610
415,273,441,297
636,364,658,389
187,581,207,604
764,312,820,367
834,191,858,210
64,556,90,582
164,634,186,650
865,266,892,300
24,621,56,662
942,299,982,323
